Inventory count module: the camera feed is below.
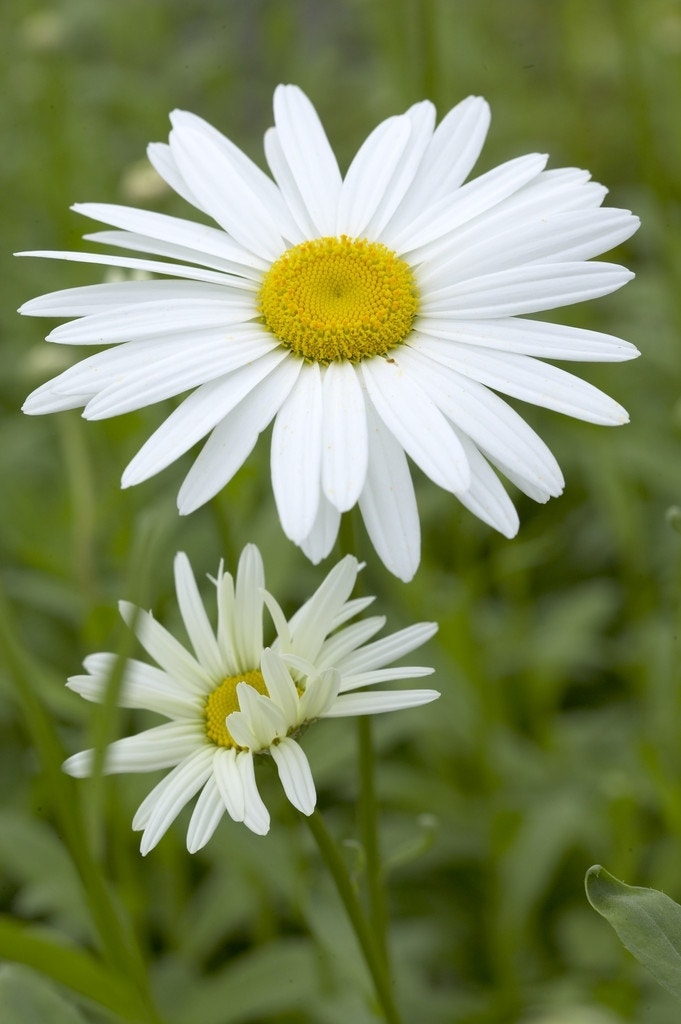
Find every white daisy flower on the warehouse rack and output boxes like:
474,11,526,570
20,86,639,580
63,545,439,853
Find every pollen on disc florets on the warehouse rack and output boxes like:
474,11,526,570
205,669,268,748
259,235,419,363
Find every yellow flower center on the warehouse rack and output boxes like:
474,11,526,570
259,235,418,363
204,669,267,748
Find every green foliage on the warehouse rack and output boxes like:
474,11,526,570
1,1,681,1022
586,866,681,1002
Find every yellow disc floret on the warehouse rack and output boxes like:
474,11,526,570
259,235,418,363
205,669,268,748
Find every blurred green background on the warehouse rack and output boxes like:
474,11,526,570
1,1,680,1021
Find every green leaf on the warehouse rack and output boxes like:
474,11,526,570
585,864,681,1000
0,916,149,1021
0,964,89,1024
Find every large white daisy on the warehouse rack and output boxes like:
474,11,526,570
20,86,639,580
63,545,438,853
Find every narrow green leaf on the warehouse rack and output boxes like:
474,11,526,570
585,864,681,1000
0,916,149,1021
0,964,88,1024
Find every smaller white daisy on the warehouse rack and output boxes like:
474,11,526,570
63,545,438,853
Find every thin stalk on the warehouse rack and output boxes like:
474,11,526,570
337,512,391,969
305,810,404,1024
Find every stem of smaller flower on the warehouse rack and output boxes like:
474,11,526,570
357,714,390,966
304,809,404,1024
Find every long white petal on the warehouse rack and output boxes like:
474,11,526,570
288,555,359,663
323,688,440,716
63,722,205,777
361,359,471,493
177,356,301,514
169,121,285,262
338,622,438,674
272,85,342,236
336,116,412,237
119,601,213,694
19,280,233,319
67,653,200,718
415,336,629,424
16,249,238,287
321,362,368,512
358,401,420,582
270,737,316,815
136,748,215,854
174,553,225,678
415,316,640,362
237,752,270,835
260,648,299,722
297,493,341,566
421,261,634,318
271,363,323,543
186,775,226,852
213,747,246,822
122,351,288,486
234,544,265,669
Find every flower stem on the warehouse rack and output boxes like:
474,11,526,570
357,714,389,965
304,809,404,1024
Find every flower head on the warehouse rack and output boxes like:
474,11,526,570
21,86,639,580
63,546,438,853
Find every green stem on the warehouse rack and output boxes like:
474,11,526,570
305,810,404,1024
337,512,391,969
357,714,389,965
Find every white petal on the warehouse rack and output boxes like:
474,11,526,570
147,141,206,211
297,493,341,565
418,209,639,288
213,747,246,821
122,351,288,486
270,737,316,815
47,295,257,345
324,688,440,716
398,344,563,496
237,752,270,835
234,544,265,669
421,261,634,319
336,116,412,237
338,665,435,693
16,249,238,287
288,555,359,663
317,616,387,669
67,653,200,718
448,429,521,533
73,202,266,273
178,355,301,514
83,230,261,280
119,601,213,694
63,722,205,777
260,648,299,723
415,337,629,424
174,553,224,678
136,748,215,854
358,401,420,582
235,683,287,747
186,775,226,852
19,280,234,319
271,363,323,543
298,668,341,721
168,110,299,236
415,316,640,362
360,359,471,493
321,362,368,512
169,120,285,261
132,747,214,829
338,622,438,674
83,325,277,421
388,96,490,234
387,153,547,254
272,85,342,236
